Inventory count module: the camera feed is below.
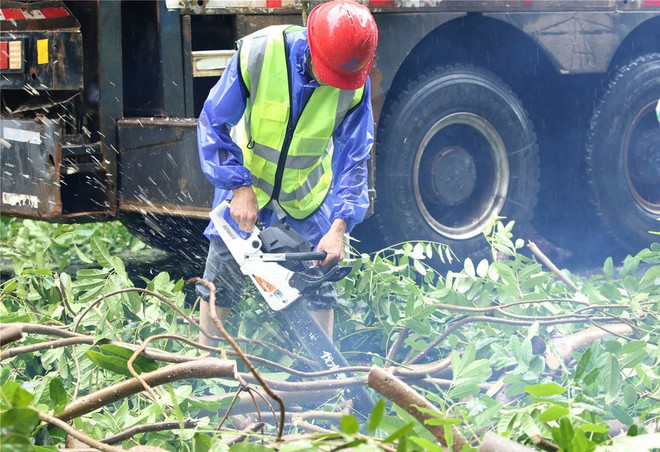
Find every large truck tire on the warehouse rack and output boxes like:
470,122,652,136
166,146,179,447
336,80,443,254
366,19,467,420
586,53,660,254
369,65,540,261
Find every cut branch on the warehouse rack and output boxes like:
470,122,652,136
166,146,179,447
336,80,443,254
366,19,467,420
190,277,285,441
479,432,535,452
57,357,236,422
368,366,467,451
545,323,634,370
224,422,265,446
38,411,123,452
102,421,197,445
528,241,581,293
406,316,622,365
0,324,23,346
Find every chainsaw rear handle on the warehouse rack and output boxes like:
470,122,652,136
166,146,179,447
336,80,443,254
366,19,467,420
283,251,327,261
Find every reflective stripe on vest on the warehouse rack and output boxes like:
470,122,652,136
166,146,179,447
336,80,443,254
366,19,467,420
236,25,364,219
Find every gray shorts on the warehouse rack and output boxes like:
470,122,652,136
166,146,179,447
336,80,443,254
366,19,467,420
195,237,338,311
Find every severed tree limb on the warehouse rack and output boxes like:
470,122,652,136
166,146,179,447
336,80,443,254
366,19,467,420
191,277,286,441
528,241,581,293
0,330,198,363
56,357,236,423
0,324,22,346
224,422,266,446
385,326,410,368
102,421,197,445
406,316,623,365
368,366,467,451
6,322,81,338
37,411,124,452
545,323,634,370
530,434,560,452
291,419,333,434
479,432,535,452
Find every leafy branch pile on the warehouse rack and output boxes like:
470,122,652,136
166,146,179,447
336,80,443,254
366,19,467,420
0,218,659,451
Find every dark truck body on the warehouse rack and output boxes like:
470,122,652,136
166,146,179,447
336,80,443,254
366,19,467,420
2,0,659,264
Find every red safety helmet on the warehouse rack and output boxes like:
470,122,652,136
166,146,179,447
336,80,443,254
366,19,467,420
307,0,378,90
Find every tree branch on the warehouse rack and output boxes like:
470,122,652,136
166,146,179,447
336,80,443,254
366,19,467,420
57,357,236,422
0,324,23,346
545,323,634,370
480,432,535,452
528,241,581,293
190,277,285,441
102,420,197,445
368,366,467,451
38,411,124,452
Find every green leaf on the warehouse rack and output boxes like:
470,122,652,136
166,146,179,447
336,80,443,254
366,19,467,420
340,414,359,435
90,238,113,268
449,382,480,399
603,355,622,404
1,381,34,408
610,405,634,426
539,404,569,422
412,258,427,276
603,257,614,279
367,399,385,433
622,384,638,406
382,422,414,444
73,244,94,264
476,259,489,278
409,436,444,452
574,347,593,381
0,407,39,435
464,258,475,278
49,378,68,408
85,344,159,377
524,382,566,396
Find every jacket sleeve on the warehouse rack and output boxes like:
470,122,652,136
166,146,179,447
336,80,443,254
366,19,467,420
329,79,374,232
197,52,253,191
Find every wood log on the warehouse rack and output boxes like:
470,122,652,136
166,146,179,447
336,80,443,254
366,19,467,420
367,366,466,451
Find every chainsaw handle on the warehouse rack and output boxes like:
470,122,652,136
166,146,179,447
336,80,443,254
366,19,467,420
283,251,327,261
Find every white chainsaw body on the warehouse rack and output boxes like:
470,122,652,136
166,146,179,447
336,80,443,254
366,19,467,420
209,201,300,311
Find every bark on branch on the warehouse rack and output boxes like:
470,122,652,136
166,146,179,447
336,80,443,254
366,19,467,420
102,421,197,445
528,241,581,293
0,324,23,346
57,357,236,422
368,366,467,451
545,323,634,370
38,411,123,452
479,432,535,452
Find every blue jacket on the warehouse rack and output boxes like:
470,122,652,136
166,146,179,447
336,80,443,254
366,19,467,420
198,28,374,246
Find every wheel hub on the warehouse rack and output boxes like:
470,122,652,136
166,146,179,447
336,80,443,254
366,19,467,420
428,146,476,205
624,103,660,215
413,112,509,240
629,129,660,185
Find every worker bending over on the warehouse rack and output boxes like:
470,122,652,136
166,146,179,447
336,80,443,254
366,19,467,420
196,0,378,345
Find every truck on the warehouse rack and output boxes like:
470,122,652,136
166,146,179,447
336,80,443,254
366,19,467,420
2,0,659,267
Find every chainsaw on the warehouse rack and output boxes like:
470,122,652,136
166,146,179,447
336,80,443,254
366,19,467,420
209,200,374,417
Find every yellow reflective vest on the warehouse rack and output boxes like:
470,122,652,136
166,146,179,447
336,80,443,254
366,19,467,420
234,25,364,219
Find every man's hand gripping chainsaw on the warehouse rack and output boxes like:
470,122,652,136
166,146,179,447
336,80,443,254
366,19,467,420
210,200,351,310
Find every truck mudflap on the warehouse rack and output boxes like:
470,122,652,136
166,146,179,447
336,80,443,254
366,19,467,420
1,117,61,218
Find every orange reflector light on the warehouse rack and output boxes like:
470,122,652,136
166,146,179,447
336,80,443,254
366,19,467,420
253,275,276,293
